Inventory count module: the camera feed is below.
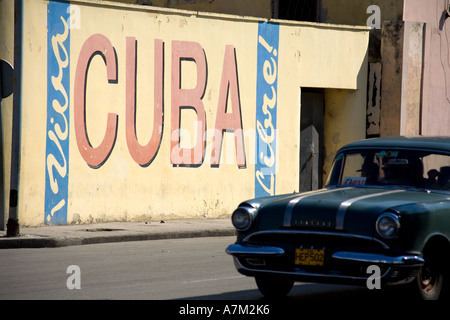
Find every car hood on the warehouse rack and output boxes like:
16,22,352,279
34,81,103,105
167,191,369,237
250,187,450,236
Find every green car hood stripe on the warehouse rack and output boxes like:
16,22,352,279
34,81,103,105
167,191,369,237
283,188,354,227
335,189,405,230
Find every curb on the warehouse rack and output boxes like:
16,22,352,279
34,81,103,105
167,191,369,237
0,225,236,249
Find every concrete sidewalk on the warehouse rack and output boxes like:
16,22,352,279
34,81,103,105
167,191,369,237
0,219,236,249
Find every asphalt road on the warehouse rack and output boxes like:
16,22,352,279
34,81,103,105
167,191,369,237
0,236,389,300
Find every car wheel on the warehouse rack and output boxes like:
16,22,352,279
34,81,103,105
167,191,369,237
414,248,448,300
255,276,294,298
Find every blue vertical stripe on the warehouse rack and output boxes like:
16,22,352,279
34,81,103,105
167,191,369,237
44,1,71,224
254,22,279,198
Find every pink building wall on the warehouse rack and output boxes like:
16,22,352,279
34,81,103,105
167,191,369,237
403,0,450,136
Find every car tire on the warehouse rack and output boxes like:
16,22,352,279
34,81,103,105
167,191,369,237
255,276,294,298
412,246,449,300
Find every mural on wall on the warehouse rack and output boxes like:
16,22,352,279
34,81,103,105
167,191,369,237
254,22,279,198
73,39,247,169
34,0,368,226
44,0,265,224
45,0,71,224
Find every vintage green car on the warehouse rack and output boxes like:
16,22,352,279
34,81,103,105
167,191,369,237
226,136,450,300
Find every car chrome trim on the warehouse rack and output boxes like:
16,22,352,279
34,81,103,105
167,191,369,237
242,229,390,249
232,257,390,282
226,244,285,256
283,188,350,227
332,251,424,267
335,190,405,230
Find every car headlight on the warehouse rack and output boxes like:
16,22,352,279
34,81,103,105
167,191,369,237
231,207,254,231
376,212,400,239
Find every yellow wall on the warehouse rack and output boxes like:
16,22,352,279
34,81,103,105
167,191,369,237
3,0,368,226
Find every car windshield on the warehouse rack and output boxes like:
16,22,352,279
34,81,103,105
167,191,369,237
326,149,450,191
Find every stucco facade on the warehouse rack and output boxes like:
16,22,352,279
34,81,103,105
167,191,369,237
321,0,450,137
0,0,368,227
403,0,450,136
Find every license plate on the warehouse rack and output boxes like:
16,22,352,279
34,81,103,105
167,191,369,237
295,248,325,266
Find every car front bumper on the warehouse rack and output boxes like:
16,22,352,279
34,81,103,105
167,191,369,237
226,243,425,286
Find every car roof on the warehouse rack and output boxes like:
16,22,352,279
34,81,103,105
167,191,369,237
338,136,450,153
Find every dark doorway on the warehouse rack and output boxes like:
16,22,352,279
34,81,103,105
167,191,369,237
300,88,324,191
277,0,319,22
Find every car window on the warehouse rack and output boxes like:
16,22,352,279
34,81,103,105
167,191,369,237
422,154,450,190
341,153,369,186
327,150,450,191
